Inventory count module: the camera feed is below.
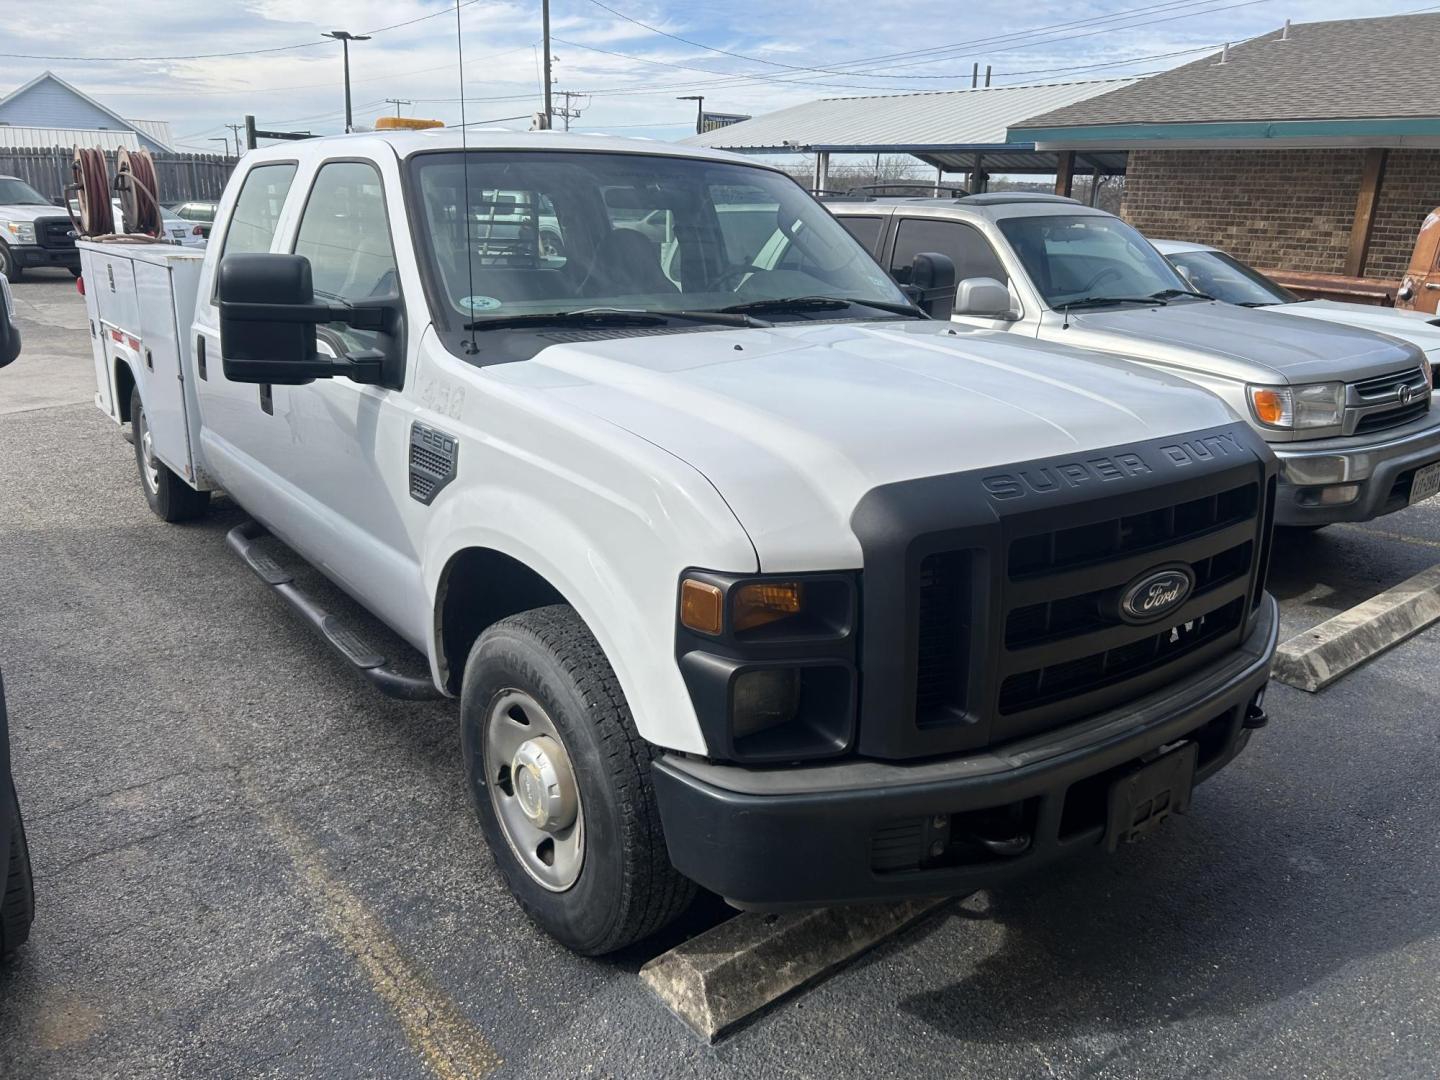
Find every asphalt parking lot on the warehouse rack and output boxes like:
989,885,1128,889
3,267,1439,1079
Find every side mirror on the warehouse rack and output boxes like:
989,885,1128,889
909,252,958,318
0,276,20,369
218,253,395,386
954,276,1015,320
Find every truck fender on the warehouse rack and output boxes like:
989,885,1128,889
423,488,712,756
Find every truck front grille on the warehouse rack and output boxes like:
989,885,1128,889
1347,367,1431,436
911,478,1267,746
35,216,77,250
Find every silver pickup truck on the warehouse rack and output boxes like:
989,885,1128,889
831,194,1440,526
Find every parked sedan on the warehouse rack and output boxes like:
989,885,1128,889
168,200,217,239
1154,238,1440,377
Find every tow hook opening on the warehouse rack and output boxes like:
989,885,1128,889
1244,687,1269,729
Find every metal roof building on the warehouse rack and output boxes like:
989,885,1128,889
681,79,1137,188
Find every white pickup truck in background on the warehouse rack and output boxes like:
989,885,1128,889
80,130,1279,954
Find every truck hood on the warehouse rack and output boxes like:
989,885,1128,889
501,319,1241,570
1064,299,1424,384
0,203,63,224
1279,300,1440,358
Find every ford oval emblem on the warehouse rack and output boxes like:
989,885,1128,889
1119,565,1195,624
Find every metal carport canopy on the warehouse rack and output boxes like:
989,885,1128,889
680,78,1137,174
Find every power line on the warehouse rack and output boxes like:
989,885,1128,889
0,0,490,63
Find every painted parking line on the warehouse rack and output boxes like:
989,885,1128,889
253,795,502,1079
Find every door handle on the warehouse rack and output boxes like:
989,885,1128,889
1425,283,1440,291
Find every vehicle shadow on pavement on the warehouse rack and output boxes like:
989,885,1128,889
891,696,1438,1045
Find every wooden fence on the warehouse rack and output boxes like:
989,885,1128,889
0,147,236,206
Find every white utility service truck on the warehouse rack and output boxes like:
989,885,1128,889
81,130,1279,954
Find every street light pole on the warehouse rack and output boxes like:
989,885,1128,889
210,136,231,158
323,30,371,133
677,95,704,135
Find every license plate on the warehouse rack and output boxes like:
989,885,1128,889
1411,460,1440,506
1105,742,1197,852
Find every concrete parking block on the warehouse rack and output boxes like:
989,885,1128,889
640,897,952,1041
1273,562,1440,691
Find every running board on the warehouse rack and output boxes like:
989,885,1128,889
225,520,444,701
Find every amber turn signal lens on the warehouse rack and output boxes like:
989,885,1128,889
680,579,724,635
1251,388,1286,426
733,582,803,633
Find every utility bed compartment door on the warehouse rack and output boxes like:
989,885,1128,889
134,260,194,482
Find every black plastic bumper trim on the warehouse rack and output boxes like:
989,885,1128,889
651,596,1276,908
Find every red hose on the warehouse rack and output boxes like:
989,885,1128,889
68,147,113,237
116,148,163,238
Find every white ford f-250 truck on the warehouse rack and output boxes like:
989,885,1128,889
81,130,1279,954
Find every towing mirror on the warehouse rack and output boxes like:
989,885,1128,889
954,276,1016,320
218,253,397,387
908,251,958,318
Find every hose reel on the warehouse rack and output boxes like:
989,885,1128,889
67,146,166,241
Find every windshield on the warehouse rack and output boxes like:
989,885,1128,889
408,151,906,332
1164,248,1295,307
0,178,50,206
997,214,1192,308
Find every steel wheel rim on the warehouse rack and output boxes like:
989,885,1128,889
483,688,584,892
137,409,160,494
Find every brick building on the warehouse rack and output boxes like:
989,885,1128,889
1010,14,1440,296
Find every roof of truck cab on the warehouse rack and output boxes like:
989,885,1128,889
240,128,771,168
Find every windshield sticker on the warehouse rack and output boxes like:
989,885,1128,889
461,295,503,313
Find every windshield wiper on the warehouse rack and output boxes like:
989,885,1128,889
716,295,923,318
1061,295,1170,311
464,307,769,331
1149,288,1213,301
1236,300,1278,308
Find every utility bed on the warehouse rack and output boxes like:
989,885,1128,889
78,242,216,491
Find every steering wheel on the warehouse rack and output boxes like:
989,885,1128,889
1075,265,1124,294
711,263,766,292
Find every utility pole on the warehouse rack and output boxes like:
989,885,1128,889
677,94,704,135
554,90,587,132
385,98,412,117
542,0,553,129
224,123,243,154
323,30,371,133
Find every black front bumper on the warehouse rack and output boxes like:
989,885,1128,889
12,244,79,270
653,595,1276,909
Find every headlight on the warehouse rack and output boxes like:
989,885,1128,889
1248,382,1345,430
1,220,36,245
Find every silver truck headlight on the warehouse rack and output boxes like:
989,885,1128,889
1247,382,1345,430
1,220,36,245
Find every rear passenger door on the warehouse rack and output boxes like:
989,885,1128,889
834,214,885,258
889,216,1018,329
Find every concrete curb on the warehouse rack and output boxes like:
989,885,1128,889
640,898,952,1041
1273,563,1440,692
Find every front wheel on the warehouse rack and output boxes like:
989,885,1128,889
0,242,21,283
460,605,694,954
131,385,209,522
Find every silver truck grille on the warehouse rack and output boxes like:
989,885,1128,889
1346,366,1432,437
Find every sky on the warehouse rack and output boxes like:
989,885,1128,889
3,0,1437,153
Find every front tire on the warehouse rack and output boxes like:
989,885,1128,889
131,385,209,522
1,782,34,960
0,242,21,283
460,605,694,954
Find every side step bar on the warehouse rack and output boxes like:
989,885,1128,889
226,520,444,701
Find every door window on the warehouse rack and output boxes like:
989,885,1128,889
293,161,398,354
836,215,883,255
891,218,1008,286
221,164,297,257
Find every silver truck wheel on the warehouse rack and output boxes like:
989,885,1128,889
483,689,584,891
129,385,210,523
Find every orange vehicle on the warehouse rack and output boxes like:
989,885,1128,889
1397,207,1440,314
